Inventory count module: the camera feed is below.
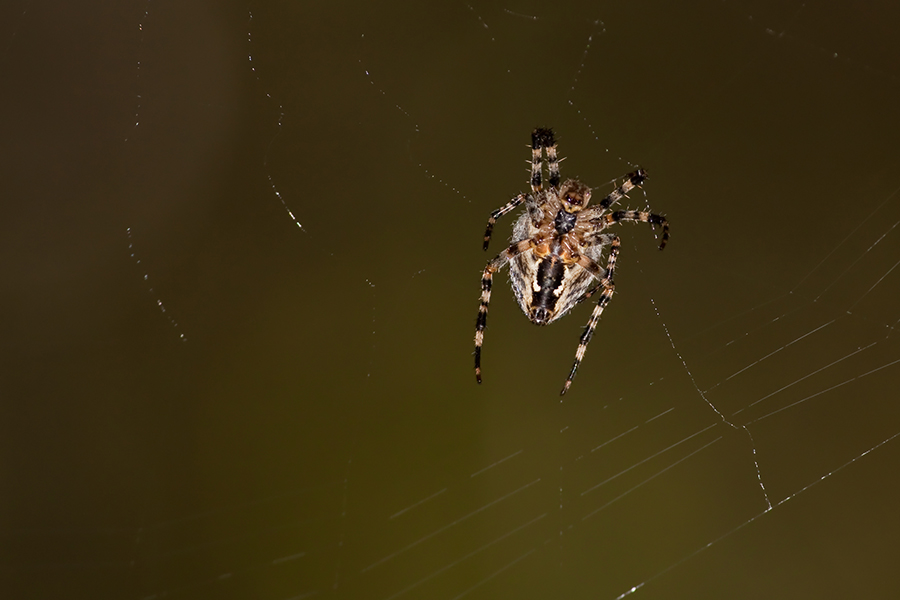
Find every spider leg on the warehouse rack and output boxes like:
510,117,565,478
483,193,528,251
575,281,604,305
475,238,536,383
546,134,560,189
606,209,669,250
561,236,621,395
573,234,617,305
486,129,559,251
595,169,648,210
531,128,555,192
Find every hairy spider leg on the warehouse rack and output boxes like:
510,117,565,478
596,169,648,210
475,238,537,383
484,128,556,251
573,234,618,305
530,129,546,192
606,210,670,250
546,136,560,189
561,236,621,395
483,193,528,251
531,127,559,188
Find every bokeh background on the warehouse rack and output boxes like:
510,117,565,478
3,1,900,598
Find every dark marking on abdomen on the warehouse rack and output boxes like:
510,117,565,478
531,257,566,322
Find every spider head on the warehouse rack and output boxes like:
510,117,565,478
559,180,591,213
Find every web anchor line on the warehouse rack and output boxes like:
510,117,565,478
615,427,900,599
247,10,305,232
357,45,468,201
126,228,186,342
650,299,771,510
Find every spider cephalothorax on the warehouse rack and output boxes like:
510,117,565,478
474,128,669,395
558,180,591,213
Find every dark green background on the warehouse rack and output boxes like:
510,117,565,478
3,1,900,598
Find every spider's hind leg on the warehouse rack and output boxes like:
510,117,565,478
475,239,535,383
561,236,621,395
574,234,617,305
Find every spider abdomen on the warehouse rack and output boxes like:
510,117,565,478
511,255,597,324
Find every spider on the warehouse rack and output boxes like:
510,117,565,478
474,128,669,395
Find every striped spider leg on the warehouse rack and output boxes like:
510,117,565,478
482,128,559,251
561,236,620,395
476,128,558,381
583,168,670,251
474,238,539,384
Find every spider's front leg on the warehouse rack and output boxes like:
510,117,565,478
595,169,648,211
606,209,670,250
561,236,621,395
475,238,535,383
587,170,668,249
482,193,527,251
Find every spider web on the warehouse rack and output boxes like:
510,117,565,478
4,0,900,598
